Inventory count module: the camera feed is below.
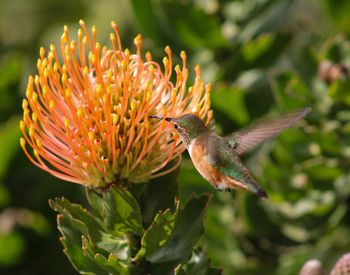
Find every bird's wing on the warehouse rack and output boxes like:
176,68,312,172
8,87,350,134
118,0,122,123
225,108,310,155
206,135,268,197
207,135,243,178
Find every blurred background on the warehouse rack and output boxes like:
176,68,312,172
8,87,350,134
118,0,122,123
1,0,350,274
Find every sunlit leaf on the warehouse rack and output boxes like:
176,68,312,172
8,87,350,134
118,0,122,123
49,198,103,244
57,215,107,275
135,207,176,261
103,188,144,236
140,194,210,273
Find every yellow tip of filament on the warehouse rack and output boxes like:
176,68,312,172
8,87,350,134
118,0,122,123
20,138,26,148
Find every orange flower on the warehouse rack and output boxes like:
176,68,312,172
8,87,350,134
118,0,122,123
20,20,212,187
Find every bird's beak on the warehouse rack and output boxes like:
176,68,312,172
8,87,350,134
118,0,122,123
148,115,173,122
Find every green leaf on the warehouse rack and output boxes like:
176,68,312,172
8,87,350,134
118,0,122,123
328,79,350,105
159,1,228,49
304,164,343,182
0,116,21,180
52,197,132,274
131,168,179,226
82,236,129,275
0,183,9,207
238,0,294,41
51,194,133,259
97,232,130,260
291,47,318,86
211,86,249,125
135,207,177,261
131,0,227,50
85,188,105,220
242,33,275,62
216,45,245,81
239,193,281,237
131,0,175,47
0,232,25,266
49,197,103,244
103,187,144,236
274,191,336,220
246,32,292,68
201,198,246,273
57,215,108,275
181,248,223,275
174,265,189,275
271,72,311,109
141,194,211,273
281,223,310,242
94,253,129,275
323,0,350,31
0,55,22,119
309,131,341,156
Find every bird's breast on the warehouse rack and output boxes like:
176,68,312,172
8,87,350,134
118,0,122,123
188,139,223,185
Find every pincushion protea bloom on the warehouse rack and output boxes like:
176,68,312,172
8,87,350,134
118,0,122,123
20,20,212,187
298,259,325,275
331,252,350,275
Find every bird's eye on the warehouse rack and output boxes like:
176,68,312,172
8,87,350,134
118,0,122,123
174,124,178,129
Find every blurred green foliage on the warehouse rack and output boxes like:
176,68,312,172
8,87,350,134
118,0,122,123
1,0,350,274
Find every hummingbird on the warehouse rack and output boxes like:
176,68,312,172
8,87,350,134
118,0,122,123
149,108,310,198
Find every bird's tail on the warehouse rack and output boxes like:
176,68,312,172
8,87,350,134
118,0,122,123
241,167,268,198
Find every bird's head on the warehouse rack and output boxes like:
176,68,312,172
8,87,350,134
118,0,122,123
149,113,208,145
